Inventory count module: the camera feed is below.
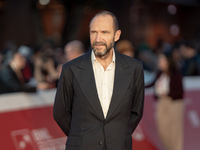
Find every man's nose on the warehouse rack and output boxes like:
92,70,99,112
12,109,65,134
95,33,102,42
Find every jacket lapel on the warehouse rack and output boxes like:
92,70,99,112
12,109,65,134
71,51,105,120
71,50,133,121
106,52,132,120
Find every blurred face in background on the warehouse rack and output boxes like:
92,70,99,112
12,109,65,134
179,44,196,59
158,54,169,73
179,45,188,59
64,41,84,62
90,14,121,57
116,40,135,57
13,53,26,70
64,46,82,62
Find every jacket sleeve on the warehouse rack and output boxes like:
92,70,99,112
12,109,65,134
131,63,144,133
53,64,74,136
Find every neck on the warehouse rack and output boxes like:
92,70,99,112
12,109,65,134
96,48,114,70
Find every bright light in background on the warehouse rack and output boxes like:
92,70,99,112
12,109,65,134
167,4,177,15
170,24,180,36
39,0,50,5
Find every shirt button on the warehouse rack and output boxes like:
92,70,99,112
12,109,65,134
99,141,103,145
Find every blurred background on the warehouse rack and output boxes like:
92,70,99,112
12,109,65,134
0,0,200,150
0,0,200,50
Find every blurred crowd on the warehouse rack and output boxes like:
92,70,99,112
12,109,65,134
0,38,200,94
0,40,84,94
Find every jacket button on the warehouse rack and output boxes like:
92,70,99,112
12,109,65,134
99,141,103,145
104,120,107,126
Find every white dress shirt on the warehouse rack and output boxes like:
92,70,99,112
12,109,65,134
91,50,115,118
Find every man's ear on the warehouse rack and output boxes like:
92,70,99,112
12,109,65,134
114,30,121,42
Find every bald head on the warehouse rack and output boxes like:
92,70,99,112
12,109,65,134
64,40,84,62
90,10,119,32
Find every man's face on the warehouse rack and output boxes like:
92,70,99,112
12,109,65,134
90,15,121,57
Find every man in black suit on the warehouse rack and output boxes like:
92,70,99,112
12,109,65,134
53,10,144,150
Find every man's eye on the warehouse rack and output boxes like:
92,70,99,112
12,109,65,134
90,31,96,34
102,31,108,34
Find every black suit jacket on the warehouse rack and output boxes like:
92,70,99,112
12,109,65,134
53,50,144,150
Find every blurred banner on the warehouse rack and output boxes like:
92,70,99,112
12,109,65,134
0,77,200,150
0,89,66,150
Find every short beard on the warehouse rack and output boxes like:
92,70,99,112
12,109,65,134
92,40,114,58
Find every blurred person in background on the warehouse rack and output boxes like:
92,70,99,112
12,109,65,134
137,43,158,72
0,50,36,94
56,40,85,78
115,40,135,57
171,44,182,71
18,45,34,83
54,47,66,66
34,44,59,90
146,51,184,150
136,43,158,85
179,40,200,76
64,40,85,62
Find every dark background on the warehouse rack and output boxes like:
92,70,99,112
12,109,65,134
0,0,200,50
